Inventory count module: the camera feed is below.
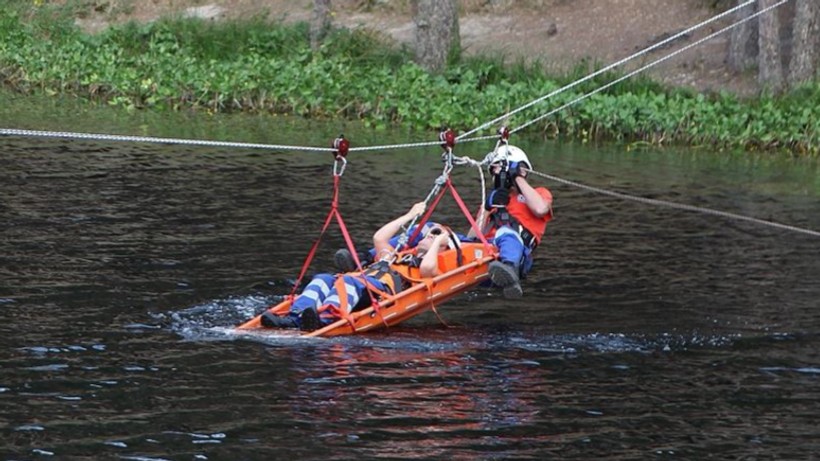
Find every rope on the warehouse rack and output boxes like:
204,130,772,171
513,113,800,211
0,127,492,153
349,135,497,152
526,168,820,238
0,128,336,153
453,154,488,229
457,0,761,141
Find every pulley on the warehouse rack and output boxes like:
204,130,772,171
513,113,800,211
332,135,349,176
439,128,456,152
497,126,510,143
332,134,349,159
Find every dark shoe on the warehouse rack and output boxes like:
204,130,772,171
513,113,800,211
298,307,322,332
502,282,523,299
334,249,357,273
488,261,523,299
260,311,298,329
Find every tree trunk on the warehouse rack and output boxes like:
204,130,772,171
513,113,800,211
413,0,460,73
310,0,332,50
758,0,785,93
728,0,758,72
788,0,820,86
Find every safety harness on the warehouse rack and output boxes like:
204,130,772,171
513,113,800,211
485,129,541,251
362,257,415,297
489,208,540,250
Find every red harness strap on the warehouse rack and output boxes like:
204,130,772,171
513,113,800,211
404,186,447,249
404,178,495,255
445,178,494,253
289,175,339,300
289,172,364,301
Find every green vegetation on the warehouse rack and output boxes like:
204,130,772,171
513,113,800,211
0,3,817,154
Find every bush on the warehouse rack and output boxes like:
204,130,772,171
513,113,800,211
0,6,817,154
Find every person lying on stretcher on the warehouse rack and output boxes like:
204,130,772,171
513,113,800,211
260,202,456,332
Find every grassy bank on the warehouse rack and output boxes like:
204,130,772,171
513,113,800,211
1,3,817,154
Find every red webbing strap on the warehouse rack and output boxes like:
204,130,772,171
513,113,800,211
404,186,447,249
289,174,367,300
335,210,365,271
356,263,396,328
445,178,494,253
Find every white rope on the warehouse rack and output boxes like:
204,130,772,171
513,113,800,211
0,127,491,154
453,154,488,228
0,128,336,153
512,0,793,134
451,0,817,239
348,135,492,152
457,0,761,141
526,168,820,238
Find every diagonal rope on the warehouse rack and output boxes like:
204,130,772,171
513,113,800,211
453,0,817,240
526,168,820,238
457,0,761,141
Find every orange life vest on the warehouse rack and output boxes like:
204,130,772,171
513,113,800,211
362,249,423,296
487,186,553,246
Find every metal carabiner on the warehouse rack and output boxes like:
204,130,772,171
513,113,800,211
333,156,347,176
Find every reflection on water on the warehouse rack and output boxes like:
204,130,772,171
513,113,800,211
1,95,819,459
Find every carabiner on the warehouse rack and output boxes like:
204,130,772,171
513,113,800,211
333,156,347,176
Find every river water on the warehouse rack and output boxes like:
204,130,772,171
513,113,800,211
1,92,819,460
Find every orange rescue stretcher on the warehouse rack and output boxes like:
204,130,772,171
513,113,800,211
236,242,496,337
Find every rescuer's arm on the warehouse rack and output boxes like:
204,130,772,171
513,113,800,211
512,174,550,217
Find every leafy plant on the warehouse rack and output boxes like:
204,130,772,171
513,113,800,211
0,4,817,155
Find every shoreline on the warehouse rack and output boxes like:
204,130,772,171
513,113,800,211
1,4,817,155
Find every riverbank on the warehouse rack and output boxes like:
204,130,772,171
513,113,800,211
1,2,817,154
55,0,758,97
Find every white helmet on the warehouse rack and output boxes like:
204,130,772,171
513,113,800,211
485,144,532,170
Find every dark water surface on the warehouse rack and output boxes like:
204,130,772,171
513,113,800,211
2,93,820,460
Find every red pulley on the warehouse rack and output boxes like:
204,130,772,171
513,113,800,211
332,135,349,159
497,126,510,141
439,128,456,151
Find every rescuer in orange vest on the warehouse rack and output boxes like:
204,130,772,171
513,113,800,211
481,144,554,298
